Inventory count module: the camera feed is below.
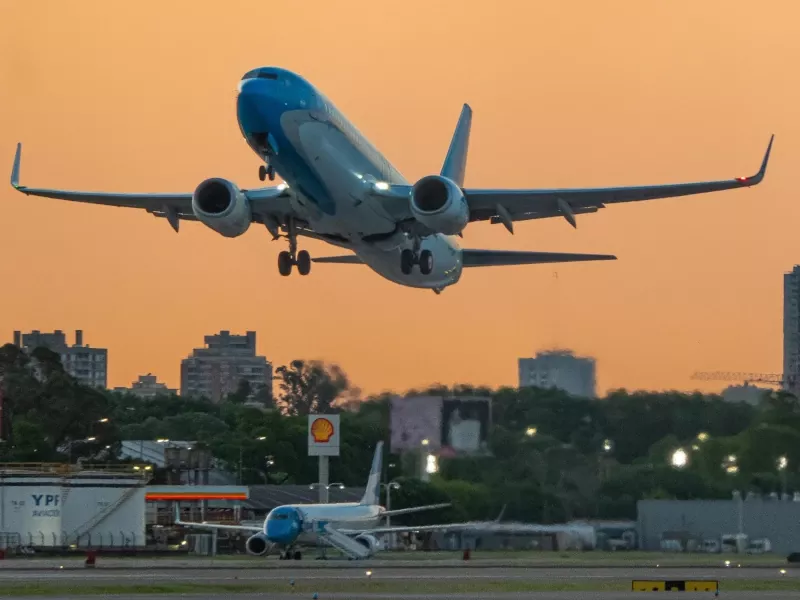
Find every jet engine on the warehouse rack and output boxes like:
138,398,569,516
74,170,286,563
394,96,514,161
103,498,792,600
410,175,469,235
192,177,252,238
354,533,380,556
245,533,270,556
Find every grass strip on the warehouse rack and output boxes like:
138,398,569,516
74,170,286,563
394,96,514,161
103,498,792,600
0,578,798,595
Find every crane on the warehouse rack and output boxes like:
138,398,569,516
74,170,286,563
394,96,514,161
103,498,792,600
690,371,797,389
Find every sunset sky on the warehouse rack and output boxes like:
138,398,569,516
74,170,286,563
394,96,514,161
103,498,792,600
0,1,798,397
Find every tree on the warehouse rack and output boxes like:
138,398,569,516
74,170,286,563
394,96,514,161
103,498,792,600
275,360,349,416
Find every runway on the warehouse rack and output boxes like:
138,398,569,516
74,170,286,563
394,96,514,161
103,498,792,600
0,565,795,583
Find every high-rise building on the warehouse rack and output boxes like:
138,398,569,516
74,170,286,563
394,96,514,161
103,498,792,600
784,266,800,392
180,331,272,403
13,329,107,389
114,374,177,398
518,350,597,398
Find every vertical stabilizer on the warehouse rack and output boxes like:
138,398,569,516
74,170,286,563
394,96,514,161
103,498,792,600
440,104,472,187
359,441,383,505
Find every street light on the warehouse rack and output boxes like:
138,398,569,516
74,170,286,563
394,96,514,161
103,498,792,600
723,454,739,474
526,427,538,437
309,482,345,490
602,439,613,453
670,448,689,469
778,456,789,497
697,432,710,442
425,454,438,474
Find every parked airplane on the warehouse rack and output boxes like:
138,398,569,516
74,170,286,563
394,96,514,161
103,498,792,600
10,67,773,293
175,441,454,560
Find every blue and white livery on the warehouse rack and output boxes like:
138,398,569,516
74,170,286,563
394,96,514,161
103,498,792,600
10,67,773,293
175,441,453,560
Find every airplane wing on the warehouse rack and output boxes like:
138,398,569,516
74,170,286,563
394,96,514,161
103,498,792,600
339,521,568,537
174,508,263,533
312,254,363,264
462,249,615,267
9,143,296,232
369,135,774,233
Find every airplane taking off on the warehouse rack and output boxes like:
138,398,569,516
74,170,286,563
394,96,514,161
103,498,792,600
10,67,773,293
175,441,456,560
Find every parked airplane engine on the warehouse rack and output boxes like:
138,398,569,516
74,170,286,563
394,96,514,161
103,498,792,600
245,533,270,556
354,533,380,555
192,177,252,237
410,175,469,235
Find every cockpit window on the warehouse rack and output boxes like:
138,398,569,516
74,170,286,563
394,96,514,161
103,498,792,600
270,513,289,520
242,69,279,81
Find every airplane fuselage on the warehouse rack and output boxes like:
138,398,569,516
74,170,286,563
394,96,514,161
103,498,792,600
236,67,462,290
263,502,384,547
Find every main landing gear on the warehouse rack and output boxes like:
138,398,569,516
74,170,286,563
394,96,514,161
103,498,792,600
400,245,434,276
259,164,275,182
278,218,311,277
279,549,302,560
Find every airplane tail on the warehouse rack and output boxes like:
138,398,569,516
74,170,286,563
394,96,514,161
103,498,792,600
440,104,472,187
359,441,383,506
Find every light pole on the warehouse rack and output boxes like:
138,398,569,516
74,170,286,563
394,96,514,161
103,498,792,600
309,482,345,504
381,481,400,549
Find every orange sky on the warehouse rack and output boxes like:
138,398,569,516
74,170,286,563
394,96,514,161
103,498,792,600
0,1,798,397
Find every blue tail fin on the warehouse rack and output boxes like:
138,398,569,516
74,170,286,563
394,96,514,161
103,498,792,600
359,441,383,506
440,104,472,187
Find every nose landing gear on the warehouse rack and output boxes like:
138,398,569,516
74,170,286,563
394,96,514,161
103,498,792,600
258,164,275,182
400,245,434,276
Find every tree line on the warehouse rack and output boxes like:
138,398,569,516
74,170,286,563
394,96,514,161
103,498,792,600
0,343,798,524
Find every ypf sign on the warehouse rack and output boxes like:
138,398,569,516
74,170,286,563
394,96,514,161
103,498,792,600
308,414,340,457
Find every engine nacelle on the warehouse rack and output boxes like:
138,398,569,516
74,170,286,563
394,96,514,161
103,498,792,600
192,177,252,238
245,533,270,556
410,175,469,235
354,533,380,556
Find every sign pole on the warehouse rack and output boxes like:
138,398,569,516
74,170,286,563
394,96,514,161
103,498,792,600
308,414,340,505
318,455,329,504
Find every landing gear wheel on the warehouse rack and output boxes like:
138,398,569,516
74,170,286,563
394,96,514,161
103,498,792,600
400,249,415,275
258,165,267,181
419,250,434,275
268,166,275,181
278,251,293,276
296,250,311,276
293,551,302,560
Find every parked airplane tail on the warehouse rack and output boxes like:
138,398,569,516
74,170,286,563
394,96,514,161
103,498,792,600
440,104,472,187
359,441,383,506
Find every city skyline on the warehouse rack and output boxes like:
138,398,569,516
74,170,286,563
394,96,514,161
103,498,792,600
0,2,797,397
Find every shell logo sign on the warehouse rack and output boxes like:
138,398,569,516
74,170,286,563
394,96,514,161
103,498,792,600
308,414,340,456
310,417,335,443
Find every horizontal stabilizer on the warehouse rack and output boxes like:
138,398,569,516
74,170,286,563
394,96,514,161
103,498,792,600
312,255,363,264
462,249,616,267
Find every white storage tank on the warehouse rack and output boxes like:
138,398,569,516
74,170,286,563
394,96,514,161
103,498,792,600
0,465,147,548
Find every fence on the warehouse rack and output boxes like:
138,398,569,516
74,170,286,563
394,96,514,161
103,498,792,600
3,530,142,550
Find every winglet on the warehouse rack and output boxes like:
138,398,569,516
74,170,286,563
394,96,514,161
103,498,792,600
441,104,472,187
11,143,21,189
738,134,774,186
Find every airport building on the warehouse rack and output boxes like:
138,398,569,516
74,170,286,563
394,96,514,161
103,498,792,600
638,496,800,555
180,331,272,403
518,350,597,398
12,329,107,389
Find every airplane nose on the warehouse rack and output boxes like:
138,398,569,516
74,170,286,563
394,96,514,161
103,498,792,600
237,80,274,135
